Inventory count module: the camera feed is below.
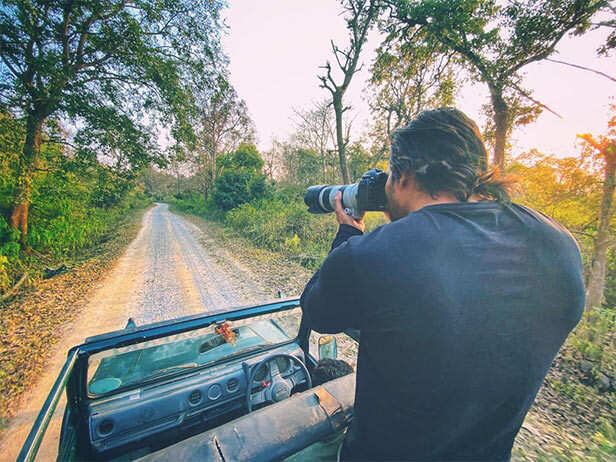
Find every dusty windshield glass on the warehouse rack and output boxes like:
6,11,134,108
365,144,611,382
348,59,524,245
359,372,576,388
87,307,302,396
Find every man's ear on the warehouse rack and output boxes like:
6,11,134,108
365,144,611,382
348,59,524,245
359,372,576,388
399,171,415,189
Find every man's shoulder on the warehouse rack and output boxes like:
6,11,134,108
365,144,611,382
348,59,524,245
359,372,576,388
507,202,579,243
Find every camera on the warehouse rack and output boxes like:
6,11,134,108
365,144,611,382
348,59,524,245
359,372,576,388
304,169,388,218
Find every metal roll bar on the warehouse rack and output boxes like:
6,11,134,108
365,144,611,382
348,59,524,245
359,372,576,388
17,348,78,462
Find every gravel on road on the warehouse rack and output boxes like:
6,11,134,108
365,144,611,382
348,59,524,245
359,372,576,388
0,203,314,461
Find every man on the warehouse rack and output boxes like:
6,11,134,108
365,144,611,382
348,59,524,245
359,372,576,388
301,108,585,461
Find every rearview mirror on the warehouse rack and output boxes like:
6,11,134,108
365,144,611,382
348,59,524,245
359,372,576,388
318,336,337,361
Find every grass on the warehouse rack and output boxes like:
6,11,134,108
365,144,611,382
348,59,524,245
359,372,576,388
0,205,150,436
173,190,616,462
171,189,387,270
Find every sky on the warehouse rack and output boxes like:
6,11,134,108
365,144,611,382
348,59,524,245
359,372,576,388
222,1,615,159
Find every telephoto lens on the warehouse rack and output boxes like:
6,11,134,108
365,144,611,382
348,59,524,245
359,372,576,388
304,169,388,218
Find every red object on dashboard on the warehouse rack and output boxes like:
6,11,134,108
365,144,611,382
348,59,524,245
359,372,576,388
215,322,237,346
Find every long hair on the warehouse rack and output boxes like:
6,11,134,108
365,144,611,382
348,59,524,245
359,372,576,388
390,108,513,202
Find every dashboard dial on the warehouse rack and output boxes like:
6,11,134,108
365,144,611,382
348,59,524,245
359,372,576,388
207,384,222,400
275,357,291,374
253,365,267,382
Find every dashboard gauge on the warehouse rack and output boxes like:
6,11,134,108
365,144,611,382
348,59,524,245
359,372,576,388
275,357,291,374
253,365,267,382
207,384,222,400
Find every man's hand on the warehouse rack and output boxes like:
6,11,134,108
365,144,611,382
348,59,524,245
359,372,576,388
334,191,365,233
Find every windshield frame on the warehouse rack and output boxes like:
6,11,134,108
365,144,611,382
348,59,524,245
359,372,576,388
78,298,305,401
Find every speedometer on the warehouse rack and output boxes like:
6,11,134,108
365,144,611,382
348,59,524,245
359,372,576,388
253,365,267,382
275,356,291,373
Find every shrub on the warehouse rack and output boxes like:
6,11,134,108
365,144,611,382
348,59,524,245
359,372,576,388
222,191,387,269
0,216,20,261
213,171,268,211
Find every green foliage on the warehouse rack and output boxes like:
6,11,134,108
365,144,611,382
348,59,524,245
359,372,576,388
229,143,264,171
213,171,260,211
169,190,227,221
0,217,20,262
285,148,323,186
385,0,604,163
571,307,616,379
1,0,226,161
367,39,459,160
0,215,20,292
0,112,153,291
90,169,132,208
347,143,374,181
603,249,616,307
224,190,387,269
212,143,269,211
24,167,150,258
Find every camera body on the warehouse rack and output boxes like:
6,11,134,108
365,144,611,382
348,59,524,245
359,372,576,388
304,169,388,218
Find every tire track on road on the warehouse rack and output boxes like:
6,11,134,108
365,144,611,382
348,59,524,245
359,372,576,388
0,203,276,461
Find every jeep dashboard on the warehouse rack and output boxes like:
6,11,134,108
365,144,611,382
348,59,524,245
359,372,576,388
17,298,359,462
85,307,308,457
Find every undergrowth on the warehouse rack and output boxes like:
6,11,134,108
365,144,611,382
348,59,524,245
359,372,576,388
173,189,616,461
171,187,387,270
0,186,152,293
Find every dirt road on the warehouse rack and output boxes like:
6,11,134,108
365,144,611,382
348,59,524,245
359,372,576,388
0,203,293,461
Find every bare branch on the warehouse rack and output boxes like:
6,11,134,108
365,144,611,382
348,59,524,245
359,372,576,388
508,82,563,119
545,58,616,83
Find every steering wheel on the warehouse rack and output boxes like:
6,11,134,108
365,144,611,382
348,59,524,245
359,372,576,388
245,353,312,412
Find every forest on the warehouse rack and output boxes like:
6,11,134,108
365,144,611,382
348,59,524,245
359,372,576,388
1,0,616,459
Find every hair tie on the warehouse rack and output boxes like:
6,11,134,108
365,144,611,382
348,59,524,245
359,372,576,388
415,160,453,175
416,164,429,175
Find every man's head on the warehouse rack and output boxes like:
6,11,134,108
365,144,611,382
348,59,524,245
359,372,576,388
385,108,511,221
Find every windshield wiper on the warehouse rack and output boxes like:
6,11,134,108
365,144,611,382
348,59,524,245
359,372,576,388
143,362,199,381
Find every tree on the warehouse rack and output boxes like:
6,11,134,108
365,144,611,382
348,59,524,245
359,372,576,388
291,100,338,183
511,150,599,243
261,142,283,180
194,77,255,198
319,0,379,183
347,142,373,180
596,0,616,55
212,143,267,211
0,0,225,242
283,147,323,186
577,103,616,309
384,0,604,169
367,41,458,165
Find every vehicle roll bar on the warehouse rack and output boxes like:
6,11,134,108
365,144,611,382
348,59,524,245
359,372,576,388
17,348,79,462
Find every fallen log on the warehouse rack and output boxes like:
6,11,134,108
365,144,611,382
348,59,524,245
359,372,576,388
0,272,29,303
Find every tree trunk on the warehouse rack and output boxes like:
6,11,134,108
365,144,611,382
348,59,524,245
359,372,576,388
489,86,508,170
207,140,217,200
333,98,350,183
10,114,44,245
586,158,616,309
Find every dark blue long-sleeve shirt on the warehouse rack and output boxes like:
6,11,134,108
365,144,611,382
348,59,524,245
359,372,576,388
301,201,584,461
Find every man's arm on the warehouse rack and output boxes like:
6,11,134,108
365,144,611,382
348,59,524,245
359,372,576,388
301,223,363,334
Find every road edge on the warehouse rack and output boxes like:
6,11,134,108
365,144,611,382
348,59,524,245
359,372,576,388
0,205,152,442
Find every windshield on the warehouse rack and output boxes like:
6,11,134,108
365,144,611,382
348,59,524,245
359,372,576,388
87,308,302,396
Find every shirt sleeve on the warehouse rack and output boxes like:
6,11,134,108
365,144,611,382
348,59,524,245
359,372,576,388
300,224,363,334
